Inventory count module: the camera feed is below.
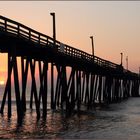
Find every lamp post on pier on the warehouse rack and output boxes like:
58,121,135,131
120,52,123,66
126,56,128,71
90,36,94,60
50,12,56,45
50,12,56,109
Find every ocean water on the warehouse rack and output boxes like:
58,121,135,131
0,96,140,139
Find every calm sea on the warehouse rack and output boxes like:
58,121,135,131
0,85,140,139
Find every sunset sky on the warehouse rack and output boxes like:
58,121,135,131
0,1,140,79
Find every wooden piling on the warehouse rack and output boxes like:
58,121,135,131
51,62,55,109
21,58,29,112
12,51,23,120
89,74,95,106
68,68,75,111
38,61,43,106
42,61,48,118
85,73,89,105
93,75,98,105
54,65,61,109
30,59,40,119
29,60,36,110
81,71,85,102
61,66,67,109
7,53,12,118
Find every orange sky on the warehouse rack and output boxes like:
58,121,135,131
0,1,140,81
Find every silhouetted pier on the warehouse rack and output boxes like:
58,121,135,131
0,15,139,120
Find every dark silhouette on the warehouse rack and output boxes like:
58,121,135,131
0,15,139,121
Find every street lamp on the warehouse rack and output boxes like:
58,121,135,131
50,12,56,44
50,12,56,109
90,36,94,59
120,52,123,66
126,56,128,71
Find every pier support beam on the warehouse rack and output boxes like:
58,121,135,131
30,59,40,119
21,58,29,112
51,62,55,109
42,61,48,118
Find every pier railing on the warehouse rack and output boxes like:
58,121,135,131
0,15,128,71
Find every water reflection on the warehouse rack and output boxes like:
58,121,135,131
0,98,140,139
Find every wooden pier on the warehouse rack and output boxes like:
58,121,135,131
0,15,139,120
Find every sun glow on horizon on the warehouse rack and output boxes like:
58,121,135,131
0,80,5,85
